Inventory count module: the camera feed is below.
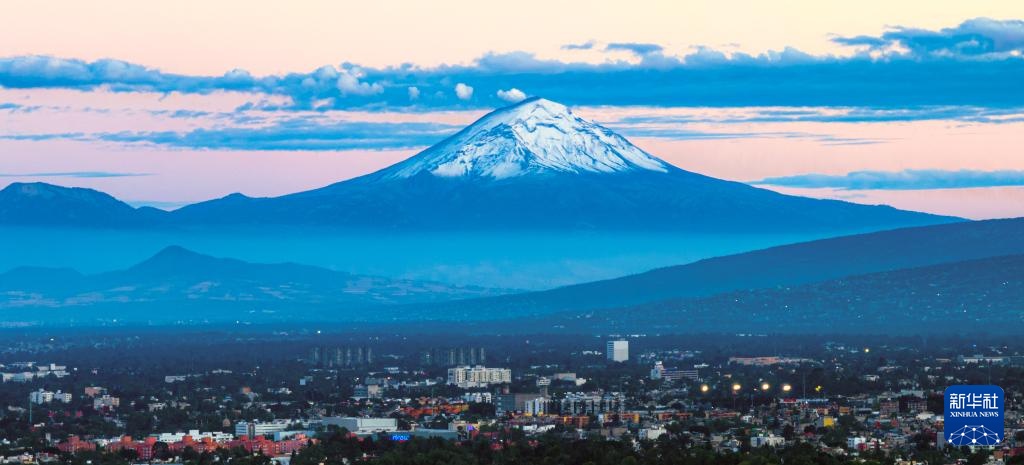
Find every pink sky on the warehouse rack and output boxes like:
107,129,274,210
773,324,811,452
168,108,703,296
3,3,1024,219
2,88,1023,219
3,1,1023,74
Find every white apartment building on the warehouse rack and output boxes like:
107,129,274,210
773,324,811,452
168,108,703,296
154,430,234,443
29,389,72,405
751,434,785,448
447,365,512,388
560,392,625,415
234,420,293,437
93,394,120,410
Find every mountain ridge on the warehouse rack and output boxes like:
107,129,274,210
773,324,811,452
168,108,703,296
2,98,959,232
0,245,511,321
390,216,1024,320
466,253,1024,335
0,182,166,227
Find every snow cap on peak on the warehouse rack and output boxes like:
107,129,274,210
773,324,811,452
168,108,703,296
383,97,669,179
496,96,570,118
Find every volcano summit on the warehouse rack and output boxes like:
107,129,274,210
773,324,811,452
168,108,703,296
4,98,957,232
171,97,954,231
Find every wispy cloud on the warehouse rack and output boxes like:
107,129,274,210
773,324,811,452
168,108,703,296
562,41,595,50
0,117,461,151
604,42,664,55
0,171,150,178
1,18,1023,110
603,121,885,145
609,106,1024,125
752,169,1024,190
100,120,459,151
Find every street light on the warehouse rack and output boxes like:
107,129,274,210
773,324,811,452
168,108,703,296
732,383,742,392
782,383,792,393
700,384,710,393
761,382,771,391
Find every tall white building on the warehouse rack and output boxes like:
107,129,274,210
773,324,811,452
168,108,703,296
447,365,511,388
606,340,629,362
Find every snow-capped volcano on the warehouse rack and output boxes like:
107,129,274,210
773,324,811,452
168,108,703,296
161,97,955,232
382,97,667,179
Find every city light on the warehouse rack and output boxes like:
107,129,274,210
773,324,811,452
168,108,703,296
700,384,710,393
782,383,792,392
761,382,771,391
732,383,742,392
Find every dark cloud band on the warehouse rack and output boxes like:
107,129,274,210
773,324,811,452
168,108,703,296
753,169,1024,190
1,19,1022,110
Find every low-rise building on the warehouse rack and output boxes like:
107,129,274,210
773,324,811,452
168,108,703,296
154,430,234,443
322,417,398,435
93,394,120,410
29,389,72,405
496,393,547,416
750,434,785,448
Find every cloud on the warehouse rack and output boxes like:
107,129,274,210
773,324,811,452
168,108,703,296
454,83,473,100
407,86,420,100
335,67,383,96
834,17,1024,57
562,41,595,50
831,35,888,48
605,42,664,55
99,119,459,151
752,169,1024,190
496,88,527,102
0,171,149,178
0,55,252,92
2,19,1024,109
605,124,884,145
612,106,1024,125
0,119,461,151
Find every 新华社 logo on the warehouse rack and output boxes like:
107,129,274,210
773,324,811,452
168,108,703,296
944,385,1004,447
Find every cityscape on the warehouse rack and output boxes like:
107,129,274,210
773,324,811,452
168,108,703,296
2,1,1024,465
0,332,1023,465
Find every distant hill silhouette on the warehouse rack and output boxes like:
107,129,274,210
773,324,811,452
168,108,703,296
395,217,1024,320
531,253,1024,335
0,182,165,227
0,246,508,324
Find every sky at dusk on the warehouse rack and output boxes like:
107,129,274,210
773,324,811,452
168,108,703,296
2,1,1024,219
